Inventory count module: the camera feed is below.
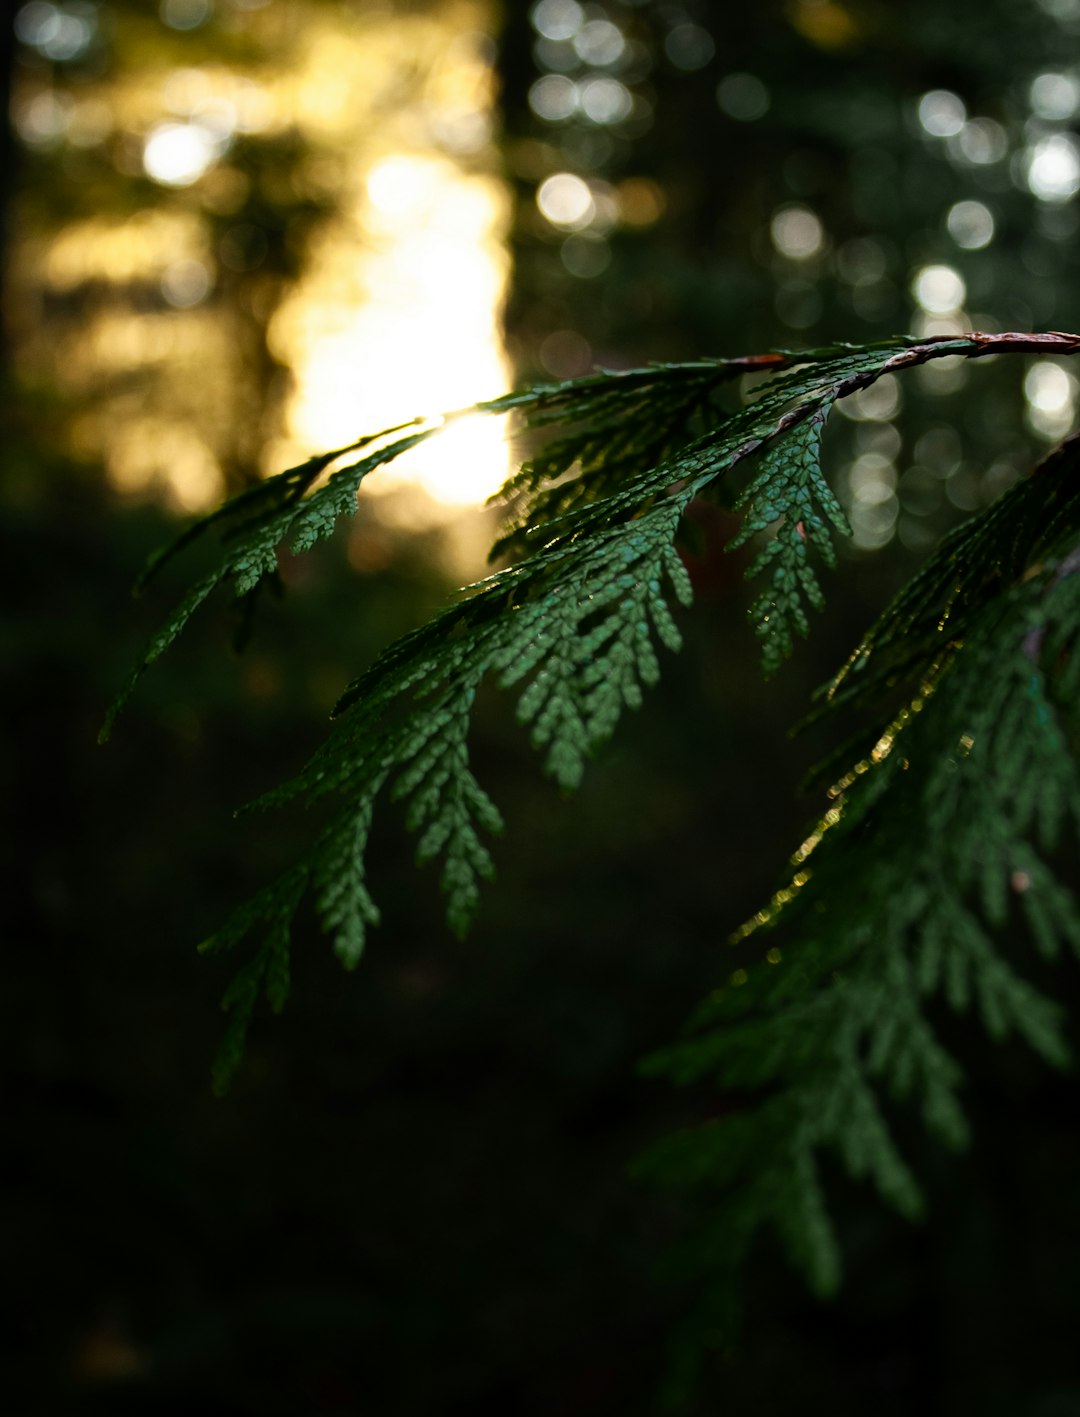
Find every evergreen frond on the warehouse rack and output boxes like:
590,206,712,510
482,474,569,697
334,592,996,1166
99,422,442,741
105,330,1080,1129
639,516,1080,1341
823,430,1080,714
727,399,850,674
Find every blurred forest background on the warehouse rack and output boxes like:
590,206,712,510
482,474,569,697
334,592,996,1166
6,0,1080,1412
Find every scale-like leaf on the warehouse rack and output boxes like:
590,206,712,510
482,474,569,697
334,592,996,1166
105,332,1080,1118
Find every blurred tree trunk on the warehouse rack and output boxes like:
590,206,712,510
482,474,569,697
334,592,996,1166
0,4,17,372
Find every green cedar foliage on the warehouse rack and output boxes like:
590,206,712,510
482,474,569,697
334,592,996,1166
107,333,1080,1328
635,431,1080,1392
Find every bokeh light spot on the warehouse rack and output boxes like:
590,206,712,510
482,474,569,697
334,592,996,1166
911,264,966,314
15,1,95,62
529,74,578,122
616,177,665,226
1024,360,1078,438
160,0,213,30
579,76,633,125
946,199,995,249
539,328,592,378
573,19,625,67
716,72,770,121
561,232,610,278
838,374,901,421
664,24,715,71
850,500,898,549
537,172,594,229
1029,71,1080,119
161,258,213,308
530,0,583,42
15,91,74,148
1025,133,1080,201
953,118,1008,165
1025,360,1074,411
143,122,222,186
770,204,825,259
918,89,966,138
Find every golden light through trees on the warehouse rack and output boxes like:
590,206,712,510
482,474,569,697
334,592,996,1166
10,0,512,520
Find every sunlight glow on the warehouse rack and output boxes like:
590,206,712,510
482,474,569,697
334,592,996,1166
273,152,511,507
41,210,204,290
15,1,510,521
262,11,512,514
143,121,224,186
